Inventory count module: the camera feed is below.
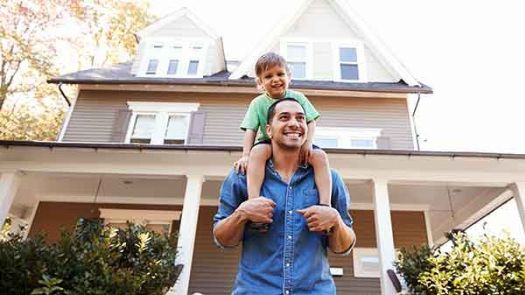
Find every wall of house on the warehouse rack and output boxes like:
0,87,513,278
62,90,414,150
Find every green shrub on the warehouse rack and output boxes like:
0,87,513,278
0,219,180,295
395,232,525,294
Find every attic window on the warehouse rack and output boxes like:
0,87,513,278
287,44,307,79
334,42,365,82
141,40,208,78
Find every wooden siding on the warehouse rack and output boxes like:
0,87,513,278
28,202,427,294
63,90,414,150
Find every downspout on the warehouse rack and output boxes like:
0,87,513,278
411,93,422,151
58,82,71,107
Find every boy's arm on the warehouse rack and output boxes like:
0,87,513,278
234,130,257,174
300,120,316,164
306,120,316,146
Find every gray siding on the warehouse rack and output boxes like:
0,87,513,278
63,90,413,150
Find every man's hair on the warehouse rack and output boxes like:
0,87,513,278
267,98,305,123
255,52,290,77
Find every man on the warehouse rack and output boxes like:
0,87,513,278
213,99,356,294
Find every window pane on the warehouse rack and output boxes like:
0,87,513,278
167,60,179,75
340,64,359,80
287,44,306,61
187,60,199,75
165,115,189,141
288,62,306,79
146,59,158,74
131,114,155,140
314,138,338,148
360,255,380,273
351,139,374,148
340,47,357,62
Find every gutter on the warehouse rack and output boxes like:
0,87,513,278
58,83,71,107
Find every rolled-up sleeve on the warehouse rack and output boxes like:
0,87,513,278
331,170,356,255
213,170,246,247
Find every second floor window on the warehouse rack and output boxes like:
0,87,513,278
126,102,199,145
287,44,307,79
334,42,365,82
313,127,380,149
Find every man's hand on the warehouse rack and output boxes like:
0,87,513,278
297,205,340,232
299,142,313,166
233,155,249,175
236,197,276,224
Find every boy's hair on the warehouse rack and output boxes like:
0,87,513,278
255,52,290,77
267,98,304,123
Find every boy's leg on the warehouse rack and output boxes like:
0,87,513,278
309,149,332,206
247,143,272,199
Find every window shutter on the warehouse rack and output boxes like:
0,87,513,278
376,136,391,149
186,111,206,144
111,109,132,142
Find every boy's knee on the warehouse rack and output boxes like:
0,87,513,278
310,149,329,164
250,144,272,159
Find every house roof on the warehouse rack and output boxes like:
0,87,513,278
230,0,422,87
1,140,523,160
48,62,432,94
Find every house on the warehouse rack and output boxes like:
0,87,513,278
2,0,525,294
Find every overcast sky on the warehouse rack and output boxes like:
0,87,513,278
150,0,525,154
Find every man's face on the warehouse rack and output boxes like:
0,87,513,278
257,65,290,99
266,100,307,150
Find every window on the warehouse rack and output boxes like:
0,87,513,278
125,102,199,145
140,39,208,77
334,42,365,82
280,40,311,79
314,127,381,149
353,248,381,278
99,209,181,235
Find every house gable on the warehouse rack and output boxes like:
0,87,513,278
131,8,226,78
230,0,419,86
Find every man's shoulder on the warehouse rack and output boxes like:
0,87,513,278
225,169,247,185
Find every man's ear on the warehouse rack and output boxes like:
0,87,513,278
266,124,272,139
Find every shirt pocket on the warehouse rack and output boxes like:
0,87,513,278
302,189,319,208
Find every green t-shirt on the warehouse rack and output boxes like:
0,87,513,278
240,89,320,141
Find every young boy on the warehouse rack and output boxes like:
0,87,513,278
234,52,332,228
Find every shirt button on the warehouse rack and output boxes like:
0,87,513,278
288,210,293,214
288,235,292,240
285,291,290,295
286,263,290,267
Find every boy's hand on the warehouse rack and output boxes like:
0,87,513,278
234,155,249,174
299,143,313,166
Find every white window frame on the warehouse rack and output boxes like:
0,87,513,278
314,127,381,149
99,209,181,234
353,248,381,278
332,41,367,82
139,38,209,78
125,102,199,145
280,39,313,80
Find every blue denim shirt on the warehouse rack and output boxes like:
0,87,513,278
213,162,354,295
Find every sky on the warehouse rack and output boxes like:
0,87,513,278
147,0,525,242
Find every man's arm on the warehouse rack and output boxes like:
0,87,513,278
214,197,276,247
327,213,356,254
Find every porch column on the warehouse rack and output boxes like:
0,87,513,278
372,178,397,295
0,172,21,228
511,182,525,234
174,175,204,295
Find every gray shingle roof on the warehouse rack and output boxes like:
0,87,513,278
48,62,432,94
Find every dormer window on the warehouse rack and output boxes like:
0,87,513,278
140,39,208,78
280,40,312,80
334,42,366,82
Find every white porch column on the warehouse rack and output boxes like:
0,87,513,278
511,182,525,234
0,172,21,228
173,175,204,295
372,178,397,295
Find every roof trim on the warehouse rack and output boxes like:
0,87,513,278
137,7,220,40
1,141,523,160
229,0,421,87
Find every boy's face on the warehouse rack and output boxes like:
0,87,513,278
257,64,290,99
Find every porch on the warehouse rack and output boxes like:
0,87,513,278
1,141,525,295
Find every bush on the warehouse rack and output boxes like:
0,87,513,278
0,219,180,295
395,232,525,294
